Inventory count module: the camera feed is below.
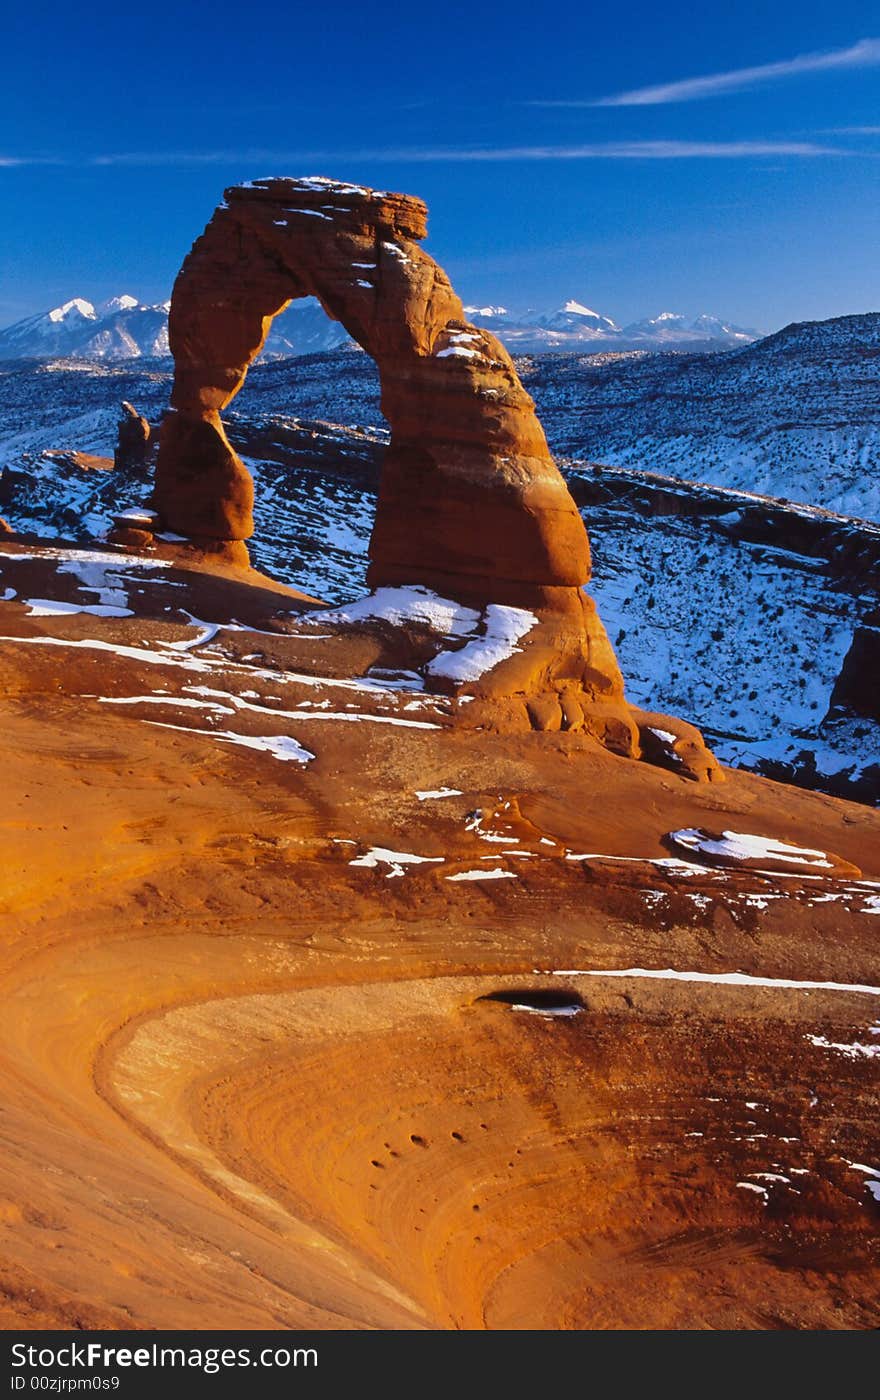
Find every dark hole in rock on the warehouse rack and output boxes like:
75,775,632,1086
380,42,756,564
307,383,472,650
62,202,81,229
478,988,584,1016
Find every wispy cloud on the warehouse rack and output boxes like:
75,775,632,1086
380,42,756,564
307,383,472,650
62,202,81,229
75,139,853,166
377,139,844,160
0,139,853,170
533,37,880,107
0,154,73,167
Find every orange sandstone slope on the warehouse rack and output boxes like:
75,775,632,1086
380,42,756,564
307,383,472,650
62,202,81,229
0,544,878,1331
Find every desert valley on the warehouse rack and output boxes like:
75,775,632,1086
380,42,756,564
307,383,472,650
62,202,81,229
0,173,878,1335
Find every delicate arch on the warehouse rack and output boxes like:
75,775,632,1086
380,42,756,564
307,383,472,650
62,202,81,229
154,176,591,606
148,177,726,776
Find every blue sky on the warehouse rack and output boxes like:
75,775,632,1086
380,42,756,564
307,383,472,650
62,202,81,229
1,0,878,330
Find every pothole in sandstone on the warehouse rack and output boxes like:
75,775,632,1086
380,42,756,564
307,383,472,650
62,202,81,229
478,988,585,1017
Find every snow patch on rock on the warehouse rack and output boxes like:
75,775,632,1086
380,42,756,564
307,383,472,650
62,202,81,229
669,828,834,869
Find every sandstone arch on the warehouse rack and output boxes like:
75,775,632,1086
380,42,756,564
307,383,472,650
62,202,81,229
156,176,591,602
152,176,719,770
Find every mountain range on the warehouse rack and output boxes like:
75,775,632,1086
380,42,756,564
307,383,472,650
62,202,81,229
463,301,759,353
0,294,760,362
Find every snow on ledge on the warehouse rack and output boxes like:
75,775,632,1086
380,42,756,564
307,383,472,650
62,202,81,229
25,597,133,619
236,176,389,199
446,868,518,882
669,828,834,869
317,585,479,638
736,1181,769,1203
541,966,880,998
311,586,538,686
806,1034,880,1060
148,722,314,764
435,346,482,360
648,726,677,745
113,508,159,528
426,604,537,684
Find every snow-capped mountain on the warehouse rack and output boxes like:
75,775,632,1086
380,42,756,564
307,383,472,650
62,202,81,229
691,313,754,342
461,305,509,320
624,311,690,336
100,294,140,316
0,298,100,357
465,302,757,353
622,311,756,346
261,299,352,357
0,296,171,361
0,294,352,362
0,294,759,362
82,303,171,360
533,300,621,335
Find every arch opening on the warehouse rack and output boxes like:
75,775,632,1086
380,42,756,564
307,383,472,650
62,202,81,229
218,303,387,602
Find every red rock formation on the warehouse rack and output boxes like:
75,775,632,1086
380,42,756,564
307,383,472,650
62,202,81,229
151,176,716,772
155,178,587,595
114,402,152,469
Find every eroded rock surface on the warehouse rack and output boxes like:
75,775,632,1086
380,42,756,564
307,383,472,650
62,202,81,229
0,541,878,1330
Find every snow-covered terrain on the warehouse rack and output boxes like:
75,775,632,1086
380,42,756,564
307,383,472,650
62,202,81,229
6,309,867,521
523,312,880,520
0,317,877,803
